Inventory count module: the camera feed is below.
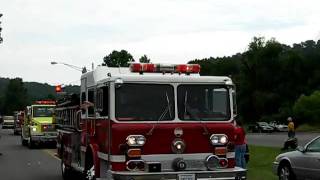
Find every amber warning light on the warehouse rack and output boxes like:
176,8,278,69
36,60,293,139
130,63,201,74
55,85,62,93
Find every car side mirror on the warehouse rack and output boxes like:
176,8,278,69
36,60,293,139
297,146,306,153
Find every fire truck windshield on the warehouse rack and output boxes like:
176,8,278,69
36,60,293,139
33,106,54,117
178,85,230,121
115,84,175,121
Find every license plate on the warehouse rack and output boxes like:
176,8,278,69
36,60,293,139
178,174,195,180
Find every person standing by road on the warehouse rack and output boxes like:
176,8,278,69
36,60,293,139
234,121,246,169
287,117,295,138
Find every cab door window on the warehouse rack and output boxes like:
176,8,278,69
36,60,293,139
88,89,95,117
96,86,109,117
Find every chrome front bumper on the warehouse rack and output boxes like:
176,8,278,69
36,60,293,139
2,122,14,128
31,132,58,143
105,167,246,180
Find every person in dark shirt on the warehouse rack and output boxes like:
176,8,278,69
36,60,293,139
234,121,246,169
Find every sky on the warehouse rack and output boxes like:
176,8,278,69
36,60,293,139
0,0,320,85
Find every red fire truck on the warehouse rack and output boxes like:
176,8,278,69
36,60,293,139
55,63,246,180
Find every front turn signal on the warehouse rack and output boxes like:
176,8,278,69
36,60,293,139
127,148,141,158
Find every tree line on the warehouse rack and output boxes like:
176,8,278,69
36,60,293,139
0,78,78,115
189,37,320,126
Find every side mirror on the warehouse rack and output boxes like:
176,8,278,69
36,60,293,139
115,78,123,89
81,101,94,110
297,146,305,153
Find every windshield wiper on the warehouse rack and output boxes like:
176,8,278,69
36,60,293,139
184,91,209,135
147,92,171,136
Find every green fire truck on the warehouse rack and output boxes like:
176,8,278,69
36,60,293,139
21,100,57,148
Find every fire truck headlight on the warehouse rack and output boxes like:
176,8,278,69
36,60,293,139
220,136,227,144
126,135,146,146
136,136,146,145
32,127,37,132
210,134,228,145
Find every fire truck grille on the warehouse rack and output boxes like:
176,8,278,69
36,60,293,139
44,132,57,137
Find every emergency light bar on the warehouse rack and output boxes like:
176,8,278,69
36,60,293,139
34,100,56,105
129,63,201,74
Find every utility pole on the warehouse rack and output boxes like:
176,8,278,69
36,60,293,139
0,13,3,44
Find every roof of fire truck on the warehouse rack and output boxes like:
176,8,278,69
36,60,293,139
81,63,233,87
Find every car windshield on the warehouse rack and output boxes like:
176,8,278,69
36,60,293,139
177,85,230,121
33,106,54,117
115,83,175,121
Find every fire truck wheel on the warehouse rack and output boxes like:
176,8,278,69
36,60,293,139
28,137,36,149
21,136,27,146
61,158,74,180
84,154,96,180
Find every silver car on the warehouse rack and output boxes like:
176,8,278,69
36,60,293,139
273,136,320,180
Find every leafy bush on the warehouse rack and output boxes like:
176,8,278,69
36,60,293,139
293,91,320,124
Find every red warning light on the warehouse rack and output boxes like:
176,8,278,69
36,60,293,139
55,85,62,93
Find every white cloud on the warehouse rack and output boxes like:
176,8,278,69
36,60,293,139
0,0,320,84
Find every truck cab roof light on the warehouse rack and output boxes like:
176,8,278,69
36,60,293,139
34,100,56,105
130,63,156,73
175,64,200,73
129,63,200,74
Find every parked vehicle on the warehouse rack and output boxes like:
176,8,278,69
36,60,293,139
269,121,288,132
2,116,14,129
248,122,274,133
55,63,247,180
273,136,320,180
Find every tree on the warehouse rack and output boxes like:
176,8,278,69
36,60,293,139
102,50,135,67
293,91,320,125
3,78,28,115
139,55,151,63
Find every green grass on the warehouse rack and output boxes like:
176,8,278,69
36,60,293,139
296,123,320,132
247,145,280,180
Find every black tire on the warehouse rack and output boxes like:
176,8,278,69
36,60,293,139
278,162,295,180
21,136,28,146
61,156,74,180
84,154,96,180
28,137,36,149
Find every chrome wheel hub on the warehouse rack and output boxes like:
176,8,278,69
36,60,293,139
280,166,290,180
86,166,95,180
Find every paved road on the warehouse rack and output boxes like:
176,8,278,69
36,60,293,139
247,132,319,147
0,128,62,180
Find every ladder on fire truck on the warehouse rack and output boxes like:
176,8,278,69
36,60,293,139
55,94,81,131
